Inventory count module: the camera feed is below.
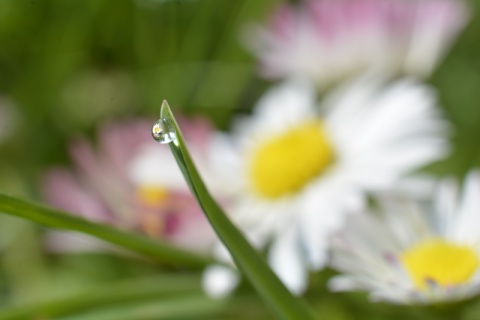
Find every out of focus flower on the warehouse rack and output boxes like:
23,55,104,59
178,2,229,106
203,77,449,296
43,117,217,253
247,0,467,88
330,172,480,304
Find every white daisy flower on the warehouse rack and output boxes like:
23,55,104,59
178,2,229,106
204,76,449,296
246,0,468,88
330,171,480,304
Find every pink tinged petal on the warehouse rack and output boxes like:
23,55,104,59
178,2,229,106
96,121,150,194
404,0,469,76
98,119,153,173
271,4,296,41
42,168,111,223
268,225,308,294
70,140,130,204
202,265,240,298
176,116,214,153
69,139,101,179
248,0,468,85
164,193,216,252
69,138,136,224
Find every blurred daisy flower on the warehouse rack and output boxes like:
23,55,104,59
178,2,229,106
204,77,449,296
330,172,480,304
42,117,217,253
247,0,467,88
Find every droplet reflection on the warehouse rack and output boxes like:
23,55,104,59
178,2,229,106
152,119,176,144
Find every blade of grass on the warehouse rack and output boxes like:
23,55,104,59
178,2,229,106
159,101,317,320
56,295,233,320
0,193,209,267
0,274,202,320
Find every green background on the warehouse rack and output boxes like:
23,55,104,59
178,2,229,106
0,0,480,318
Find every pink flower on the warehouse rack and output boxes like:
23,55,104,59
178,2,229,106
247,0,467,87
42,117,217,253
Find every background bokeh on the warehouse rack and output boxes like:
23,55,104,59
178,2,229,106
1,0,480,319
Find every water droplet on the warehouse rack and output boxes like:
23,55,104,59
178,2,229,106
152,119,176,144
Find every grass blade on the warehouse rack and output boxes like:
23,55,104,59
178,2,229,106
158,101,317,320
56,295,232,320
0,275,202,320
0,193,210,267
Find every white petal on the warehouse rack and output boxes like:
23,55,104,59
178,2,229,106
378,197,430,247
202,265,240,298
433,177,458,236
329,276,361,292
268,226,307,294
207,133,244,195
299,174,365,269
248,80,316,138
299,193,345,268
129,146,186,191
453,171,480,243
385,174,438,199
323,74,385,129
212,243,235,265
329,275,384,293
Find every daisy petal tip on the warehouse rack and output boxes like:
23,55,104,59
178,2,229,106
202,265,240,298
328,276,354,292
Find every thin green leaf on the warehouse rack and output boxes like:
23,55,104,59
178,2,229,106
0,193,210,267
0,275,202,320
159,101,318,320
56,295,231,320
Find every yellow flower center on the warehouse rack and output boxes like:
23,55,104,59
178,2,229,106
248,120,335,199
136,185,170,238
137,185,169,207
401,238,479,290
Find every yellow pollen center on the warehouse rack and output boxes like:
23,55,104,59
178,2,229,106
137,185,169,207
401,238,479,290
248,120,335,199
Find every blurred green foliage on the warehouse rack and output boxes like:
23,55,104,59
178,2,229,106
430,0,480,177
0,0,275,195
